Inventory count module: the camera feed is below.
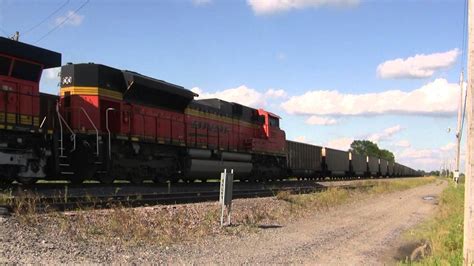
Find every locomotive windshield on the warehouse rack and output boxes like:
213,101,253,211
269,116,280,127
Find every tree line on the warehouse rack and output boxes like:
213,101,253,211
349,140,395,162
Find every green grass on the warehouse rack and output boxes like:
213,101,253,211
363,177,438,194
401,181,464,265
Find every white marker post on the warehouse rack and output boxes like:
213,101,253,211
219,169,234,227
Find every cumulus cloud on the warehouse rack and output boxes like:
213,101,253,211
192,0,212,6
192,85,286,108
399,148,435,159
247,0,359,15
396,142,462,171
306,115,337,125
55,11,84,27
281,79,459,117
377,49,460,79
395,140,411,148
265,88,287,98
367,125,402,143
324,137,353,151
440,142,456,152
42,67,60,81
294,136,307,142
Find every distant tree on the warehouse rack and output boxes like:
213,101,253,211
379,149,395,162
349,140,395,162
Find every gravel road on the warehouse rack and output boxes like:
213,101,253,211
164,179,446,265
0,179,445,264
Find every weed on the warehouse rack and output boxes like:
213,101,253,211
400,182,463,265
275,190,292,202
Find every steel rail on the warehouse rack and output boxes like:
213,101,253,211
0,183,374,214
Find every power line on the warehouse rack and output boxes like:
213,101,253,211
35,0,89,44
22,0,70,36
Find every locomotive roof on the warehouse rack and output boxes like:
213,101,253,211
122,70,197,100
0,37,61,68
61,63,196,110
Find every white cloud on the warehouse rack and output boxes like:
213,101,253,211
265,88,287,98
395,140,411,148
396,142,462,171
306,115,337,125
55,11,84,27
377,49,460,79
248,0,359,15
192,0,212,6
399,148,435,159
324,137,353,151
367,125,402,143
42,67,60,80
294,136,307,142
281,78,459,117
440,142,456,152
193,85,287,108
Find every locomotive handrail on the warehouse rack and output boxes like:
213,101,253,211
56,104,76,156
105,107,116,159
79,107,99,156
39,116,47,129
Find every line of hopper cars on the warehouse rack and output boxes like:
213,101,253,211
287,141,420,179
0,37,420,186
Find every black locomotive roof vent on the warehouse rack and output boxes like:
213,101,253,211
122,70,197,111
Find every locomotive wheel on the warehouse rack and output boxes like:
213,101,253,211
99,174,115,185
17,177,37,186
153,175,167,184
69,177,85,185
129,174,143,185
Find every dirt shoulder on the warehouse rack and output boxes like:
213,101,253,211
0,178,445,264
165,179,446,265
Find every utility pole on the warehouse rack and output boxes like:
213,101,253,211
464,0,474,263
456,71,464,183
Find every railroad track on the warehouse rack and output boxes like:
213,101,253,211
0,180,376,215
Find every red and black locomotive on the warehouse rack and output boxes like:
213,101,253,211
0,37,419,186
0,37,287,185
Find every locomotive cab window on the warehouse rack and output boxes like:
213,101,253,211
0,56,11,76
11,60,42,82
269,116,279,127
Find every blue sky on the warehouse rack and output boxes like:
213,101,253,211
0,0,467,171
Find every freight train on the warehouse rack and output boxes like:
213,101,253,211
0,37,420,186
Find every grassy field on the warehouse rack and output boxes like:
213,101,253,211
401,179,464,265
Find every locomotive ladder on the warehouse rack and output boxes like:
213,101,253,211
56,104,76,157
56,105,101,176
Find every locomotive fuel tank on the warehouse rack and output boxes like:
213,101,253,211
186,159,252,179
